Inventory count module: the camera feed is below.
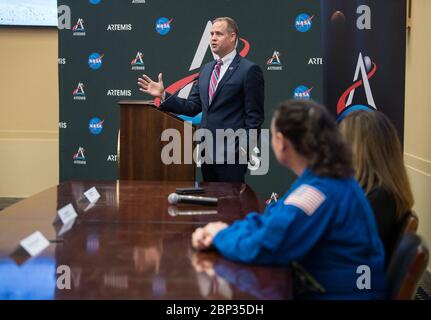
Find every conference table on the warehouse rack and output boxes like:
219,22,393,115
0,180,296,300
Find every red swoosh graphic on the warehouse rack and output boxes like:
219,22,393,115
302,15,315,23
304,87,313,94
154,38,250,107
238,38,250,57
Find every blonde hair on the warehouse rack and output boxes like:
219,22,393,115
339,111,414,218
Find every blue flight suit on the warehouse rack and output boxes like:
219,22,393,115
213,169,388,299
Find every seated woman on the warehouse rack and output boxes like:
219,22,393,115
339,110,414,266
192,100,387,299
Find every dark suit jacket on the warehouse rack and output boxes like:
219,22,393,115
367,187,403,267
159,53,265,163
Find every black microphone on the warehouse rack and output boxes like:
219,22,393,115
168,193,218,206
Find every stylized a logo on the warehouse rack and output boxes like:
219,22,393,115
72,18,84,31
161,21,250,101
73,82,85,95
267,51,281,65
337,52,377,114
131,52,144,65
73,147,85,160
174,21,214,99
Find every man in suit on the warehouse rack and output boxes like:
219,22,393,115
138,17,264,182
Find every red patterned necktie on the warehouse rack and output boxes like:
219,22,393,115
208,59,223,104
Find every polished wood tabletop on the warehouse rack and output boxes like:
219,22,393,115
0,180,293,300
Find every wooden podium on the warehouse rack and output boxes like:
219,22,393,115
118,100,195,181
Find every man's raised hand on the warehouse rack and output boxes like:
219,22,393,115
137,73,165,98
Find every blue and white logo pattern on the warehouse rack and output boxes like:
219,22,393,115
156,17,173,35
295,13,313,32
89,117,104,135
88,53,104,70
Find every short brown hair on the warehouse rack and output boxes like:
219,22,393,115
213,17,239,41
273,100,353,179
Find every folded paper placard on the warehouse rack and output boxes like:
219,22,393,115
55,203,78,225
84,187,101,203
19,231,50,257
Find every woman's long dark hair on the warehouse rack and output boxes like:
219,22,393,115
273,100,353,178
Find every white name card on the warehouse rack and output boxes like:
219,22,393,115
20,231,50,257
58,217,76,237
57,203,78,224
84,187,101,203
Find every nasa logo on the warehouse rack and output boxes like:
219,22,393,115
156,17,173,35
88,53,104,70
294,85,313,100
295,13,314,33
89,117,104,135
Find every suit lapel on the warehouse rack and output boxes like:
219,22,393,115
209,54,241,108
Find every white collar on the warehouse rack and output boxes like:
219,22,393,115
218,49,237,65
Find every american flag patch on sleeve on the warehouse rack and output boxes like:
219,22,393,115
283,184,326,216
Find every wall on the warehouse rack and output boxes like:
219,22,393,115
0,27,59,197
0,2,429,270
405,0,431,270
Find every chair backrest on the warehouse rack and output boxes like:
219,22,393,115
401,211,419,235
386,233,429,299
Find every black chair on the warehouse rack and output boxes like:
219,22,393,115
386,233,429,299
401,210,419,235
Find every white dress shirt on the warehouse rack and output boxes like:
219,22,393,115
214,49,237,91
161,49,237,102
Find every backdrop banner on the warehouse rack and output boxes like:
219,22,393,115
321,0,406,139
58,0,323,199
